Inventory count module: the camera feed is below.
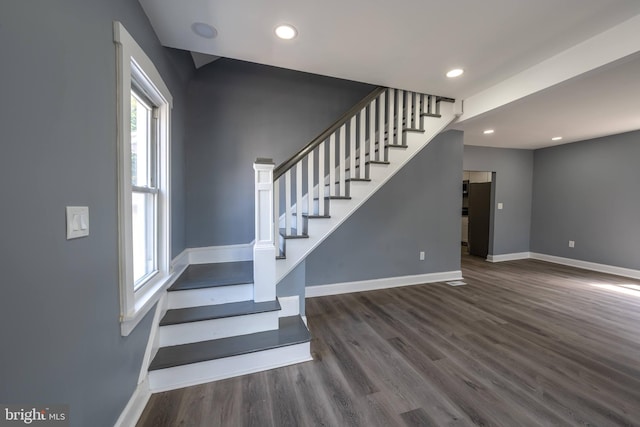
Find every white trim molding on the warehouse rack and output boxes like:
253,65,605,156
114,377,151,427
188,243,254,264
530,253,640,280
114,21,173,336
305,271,463,298
486,252,531,263
277,296,300,317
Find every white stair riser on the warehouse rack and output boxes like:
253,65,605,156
148,342,312,392
159,311,279,347
167,283,253,309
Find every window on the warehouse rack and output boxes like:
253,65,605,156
131,88,158,289
114,22,173,335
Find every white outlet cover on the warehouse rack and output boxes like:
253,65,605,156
568,240,575,248
66,206,89,239
497,202,504,210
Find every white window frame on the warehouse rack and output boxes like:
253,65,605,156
114,21,172,336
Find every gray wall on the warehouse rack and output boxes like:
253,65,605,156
306,131,464,286
0,1,193,426
463,146,534,256
531,130,640,269
185,60,375,247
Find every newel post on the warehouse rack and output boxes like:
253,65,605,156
253,158,276,302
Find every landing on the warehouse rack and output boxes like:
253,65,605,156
168,261,253,291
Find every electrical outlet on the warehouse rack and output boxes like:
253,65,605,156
568,240,575,248
419,251,425,261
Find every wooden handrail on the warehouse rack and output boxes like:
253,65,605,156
274,86,386,180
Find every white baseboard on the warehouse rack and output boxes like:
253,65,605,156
486,252,531,263
170,249,189,270
305,270,463,298
530,252,640,280
114,377,151,427
188,242,253,264
277,296,300,317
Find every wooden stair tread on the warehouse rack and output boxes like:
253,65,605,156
160,299,281,326
149,316,310,371
168,261,253,291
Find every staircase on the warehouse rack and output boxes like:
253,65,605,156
146,87,459,393
268,87,460,283
147,261,311,392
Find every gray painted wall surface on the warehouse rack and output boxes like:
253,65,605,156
531,130,640,269
305,131,463,286
463,146,534,255
0,1,193,426
185,60,375,247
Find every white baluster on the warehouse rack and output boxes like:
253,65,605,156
253,158,275,302
349,116,356,180
378,91,386,161
273,178,280,243
318,140,325,216
397,90,403,145
407,91,414,129
369,99,376,161
388,89,396,145
296,161,302,235
307,150,314,217
339,125,346,196
284,169,292,236
359,109,366,178
329,133,336,197
430,95,436,115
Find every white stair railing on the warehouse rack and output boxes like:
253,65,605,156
253,87,455,292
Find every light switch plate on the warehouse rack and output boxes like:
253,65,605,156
66,206,89,239
497,202,504,210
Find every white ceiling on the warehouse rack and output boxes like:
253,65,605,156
139,0,640,149
454,52,640,149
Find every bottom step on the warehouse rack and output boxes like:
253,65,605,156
148,316,312,392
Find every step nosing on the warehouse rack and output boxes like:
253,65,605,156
168,279,253,291
150,316,310,371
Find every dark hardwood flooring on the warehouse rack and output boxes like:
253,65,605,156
138,255,640,426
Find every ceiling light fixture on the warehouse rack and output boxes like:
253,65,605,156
275,24,297,40
551,136,563,141
191,22,217,39
446,68,464,78
483,129,495,135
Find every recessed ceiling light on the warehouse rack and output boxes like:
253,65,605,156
446,68,464,78
551,136,563,141
275,24,297,40
483,129,495,135
191,22,217,39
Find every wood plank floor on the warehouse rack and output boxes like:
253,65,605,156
137,255,640,426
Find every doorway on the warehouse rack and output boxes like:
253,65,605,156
462,171,493,258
